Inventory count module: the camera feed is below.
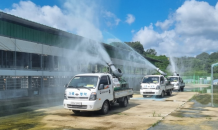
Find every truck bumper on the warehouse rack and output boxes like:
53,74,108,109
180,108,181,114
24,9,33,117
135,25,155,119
63,99,101,111
140,89,162,96
173,85,180,90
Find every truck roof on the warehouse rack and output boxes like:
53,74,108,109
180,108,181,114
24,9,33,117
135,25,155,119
144,75,163,77
75,73,111,77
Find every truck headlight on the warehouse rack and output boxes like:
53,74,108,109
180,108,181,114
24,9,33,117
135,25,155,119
89,92,97,100
156,85,160,89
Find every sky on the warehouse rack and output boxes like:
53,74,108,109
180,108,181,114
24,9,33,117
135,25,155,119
0,0,218,57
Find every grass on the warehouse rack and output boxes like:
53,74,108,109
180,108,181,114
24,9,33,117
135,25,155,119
152,111,156,117
188,85,218,106
206,117,212,120
152,121,160,127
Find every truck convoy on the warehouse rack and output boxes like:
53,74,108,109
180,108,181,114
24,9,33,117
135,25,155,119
168,72,185,91
63,63,133,115
140,68,174,98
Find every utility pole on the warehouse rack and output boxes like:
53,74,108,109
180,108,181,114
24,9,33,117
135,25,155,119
211,63,218,107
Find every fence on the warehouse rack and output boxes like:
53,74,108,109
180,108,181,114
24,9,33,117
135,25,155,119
182,75,211,84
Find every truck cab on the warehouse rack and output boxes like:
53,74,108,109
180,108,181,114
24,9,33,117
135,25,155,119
140,75,173,98
168,76,185,91
63,73,133,115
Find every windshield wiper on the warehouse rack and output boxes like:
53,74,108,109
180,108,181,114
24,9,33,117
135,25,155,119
68,86,80,90
76,86,91,91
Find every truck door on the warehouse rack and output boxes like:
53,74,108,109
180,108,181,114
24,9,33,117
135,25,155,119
160,76,165,90
97,75,113,105
179,77,181,86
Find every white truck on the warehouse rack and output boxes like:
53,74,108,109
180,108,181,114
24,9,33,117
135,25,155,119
140,75,174,98
63,73,133,115
168,76,185,91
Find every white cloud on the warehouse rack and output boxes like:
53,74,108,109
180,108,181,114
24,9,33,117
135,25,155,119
132,24,162,48
102,10,121,27
4,0,102,41
132,0,218,57
131,30,135,33
125,14,135,24
155,19,174,30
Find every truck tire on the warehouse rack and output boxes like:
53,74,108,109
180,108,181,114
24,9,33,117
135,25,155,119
181,87,184,92
72,110,80,114
100,101,109,115
167,90,172,96
160,91,165,98
119,97,128,107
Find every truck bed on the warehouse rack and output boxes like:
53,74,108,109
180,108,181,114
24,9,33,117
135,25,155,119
114,88,133,99
166,84,174,90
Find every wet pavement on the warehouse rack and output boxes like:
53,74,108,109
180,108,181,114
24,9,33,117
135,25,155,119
149,87,218,130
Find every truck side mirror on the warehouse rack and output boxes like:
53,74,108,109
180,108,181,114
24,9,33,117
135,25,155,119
64,84,68,88
99,84,104,90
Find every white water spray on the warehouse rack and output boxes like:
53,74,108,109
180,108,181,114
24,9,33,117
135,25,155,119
103,31,157,70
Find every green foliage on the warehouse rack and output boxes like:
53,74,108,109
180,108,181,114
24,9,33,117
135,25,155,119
196,52,209,60
144,49,157,56
146,54,170,72
175,52,218,78
125,41,169,72
125,41,144,54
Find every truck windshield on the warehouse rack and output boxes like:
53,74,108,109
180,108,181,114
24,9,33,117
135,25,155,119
68,76,98,89
169,77,178,82
142,77,159,83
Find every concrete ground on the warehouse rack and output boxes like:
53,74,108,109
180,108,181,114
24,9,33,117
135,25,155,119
0,84,215,130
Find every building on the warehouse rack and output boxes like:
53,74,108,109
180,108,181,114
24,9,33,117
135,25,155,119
0,12,155,100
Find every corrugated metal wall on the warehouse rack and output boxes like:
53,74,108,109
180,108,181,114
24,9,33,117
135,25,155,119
0,19,78,49
0,19,147,64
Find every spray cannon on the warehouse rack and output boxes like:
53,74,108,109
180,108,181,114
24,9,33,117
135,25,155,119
156,68,167,76
173,72,179,76
106,62,123,77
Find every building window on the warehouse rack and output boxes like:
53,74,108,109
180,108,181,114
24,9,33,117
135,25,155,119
16,52,30,69
43,55,53,70
32,54,41,70
0,50,15,68
0,76,6,91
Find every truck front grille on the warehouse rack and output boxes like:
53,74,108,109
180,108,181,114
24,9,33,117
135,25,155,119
143,92,155,94
67,104,87,109
68,97,89,99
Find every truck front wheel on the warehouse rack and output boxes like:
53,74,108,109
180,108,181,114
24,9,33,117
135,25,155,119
100,101,109,115
160,91,165,98
72,110,80,114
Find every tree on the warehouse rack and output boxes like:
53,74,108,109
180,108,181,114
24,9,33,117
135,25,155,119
209,52,218,60
144,49,157,56
125,41,144,55
196,52,209,60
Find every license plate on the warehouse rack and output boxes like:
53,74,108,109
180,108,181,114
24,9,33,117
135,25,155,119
71,102,82,105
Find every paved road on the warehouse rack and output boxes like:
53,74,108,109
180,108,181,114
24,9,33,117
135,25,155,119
0,90,198,130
